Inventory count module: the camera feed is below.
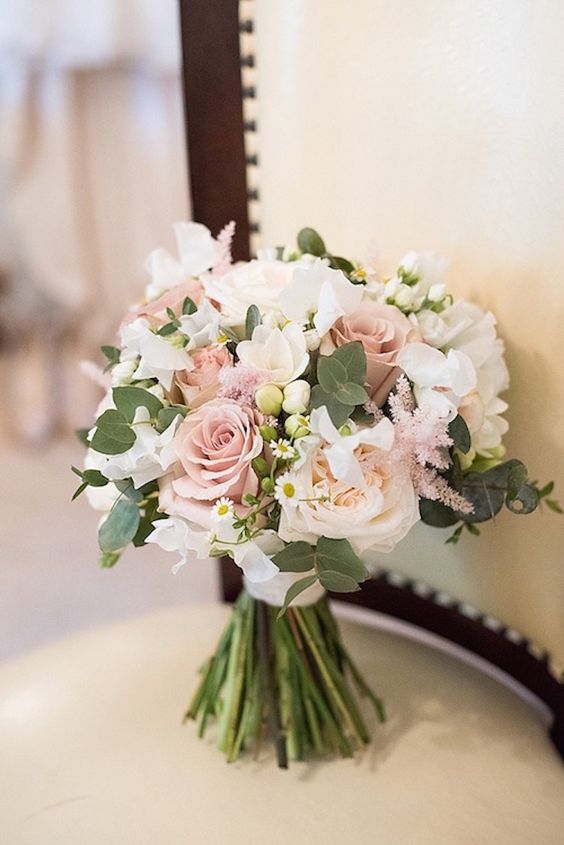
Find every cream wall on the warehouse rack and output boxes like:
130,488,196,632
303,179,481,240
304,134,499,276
255,1,564,658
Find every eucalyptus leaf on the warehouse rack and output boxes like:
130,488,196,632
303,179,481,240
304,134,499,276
272,541,316,572
114,480,144,503
182,296,198,315
157,406,186,432
98,498,140,552
99,551,121,568
245,304,262,339
448,415,471,454
297,227,326,257
277,574,319,618
157,322,179,336
329,255,355,274
317,356,348,394
331,342,367,385
310,385,354,428
113,386,163,423
505,483,538,515
419,498,459,527
335,382,368,406
318,570,361,593
90,409,136,455
316,537,368,582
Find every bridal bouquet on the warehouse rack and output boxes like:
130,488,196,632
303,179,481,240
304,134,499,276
74,222,557,767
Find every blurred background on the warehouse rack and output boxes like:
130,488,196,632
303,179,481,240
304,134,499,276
0,0,217,660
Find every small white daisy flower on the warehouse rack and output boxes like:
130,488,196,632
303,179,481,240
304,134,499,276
212,497,235,521
272,439,297,461
274,473,302,508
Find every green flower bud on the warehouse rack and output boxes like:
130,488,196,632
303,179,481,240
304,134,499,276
259,424,278,443
339,423,352,437
261,477,275,495
456,447,476,472
255,384,283,416
285,414,310,439
251,457,269,477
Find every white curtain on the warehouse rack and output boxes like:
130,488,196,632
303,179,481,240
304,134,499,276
0,0,189,438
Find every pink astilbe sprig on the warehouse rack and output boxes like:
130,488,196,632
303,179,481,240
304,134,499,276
389,376,473,515
218,363,269,407
212,221,236,275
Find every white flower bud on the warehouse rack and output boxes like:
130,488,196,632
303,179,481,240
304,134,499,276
282,380,311,414
394,284,414,308
428,283,446,302
384,277,400,298
303,328,321,351
111,359,137,387
255,383,284,416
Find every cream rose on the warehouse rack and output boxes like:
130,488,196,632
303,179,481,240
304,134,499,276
159,399,263,528
236,322,309,387
278,442,419,554
202,259,294,327
175,345,233,409
321,302,412,406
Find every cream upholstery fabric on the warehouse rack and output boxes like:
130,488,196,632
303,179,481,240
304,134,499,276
253,0,564,662
0,604,562,844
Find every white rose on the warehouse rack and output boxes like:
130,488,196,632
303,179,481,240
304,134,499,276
278,441,419,555
202,259,294,327
236,322,309,387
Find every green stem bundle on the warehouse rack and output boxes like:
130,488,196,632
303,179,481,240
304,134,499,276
185,591,385,767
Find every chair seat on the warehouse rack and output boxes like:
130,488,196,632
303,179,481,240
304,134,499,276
1,603,563,844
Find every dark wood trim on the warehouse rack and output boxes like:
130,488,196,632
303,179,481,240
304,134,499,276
179,0,251,261
220,558,564,759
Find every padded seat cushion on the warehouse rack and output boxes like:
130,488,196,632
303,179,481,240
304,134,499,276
1,604,563,844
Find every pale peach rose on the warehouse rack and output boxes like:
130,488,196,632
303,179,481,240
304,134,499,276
321,302,412,406
175,345,233,409
159,399,263,528
122,280,204,329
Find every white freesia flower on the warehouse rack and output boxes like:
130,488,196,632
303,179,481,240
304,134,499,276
236,322,309,387
203,259,295,327
145,222,220,299
309,406,395,487
397,342,477,419
97,406,181,489
279,259,363,336
146,516,212,574
120,318,193,390
415,302,510,453
213,522,281,583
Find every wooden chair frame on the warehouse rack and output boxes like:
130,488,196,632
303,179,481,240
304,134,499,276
178,0,564,758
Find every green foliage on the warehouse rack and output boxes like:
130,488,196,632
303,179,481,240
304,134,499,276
133,497,164,546
419,498,460,527
297,227,326,257
75,428,90,447
328,255,355,274
157,321,179,336
90,409,136,455
274,536,368,614
182,296,198,315
113,386,163,423
448,415,471,454
156,406,186,432
277,574,319,618
98,497,141,552
245,304,261,339
101,345,121,371
71,465,109,500
99,551,121,568
312,342,368,427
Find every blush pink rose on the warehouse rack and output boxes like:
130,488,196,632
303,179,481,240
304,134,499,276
175,345,233,410
159,399,263,528
323,302,413,406
122,280,204,328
